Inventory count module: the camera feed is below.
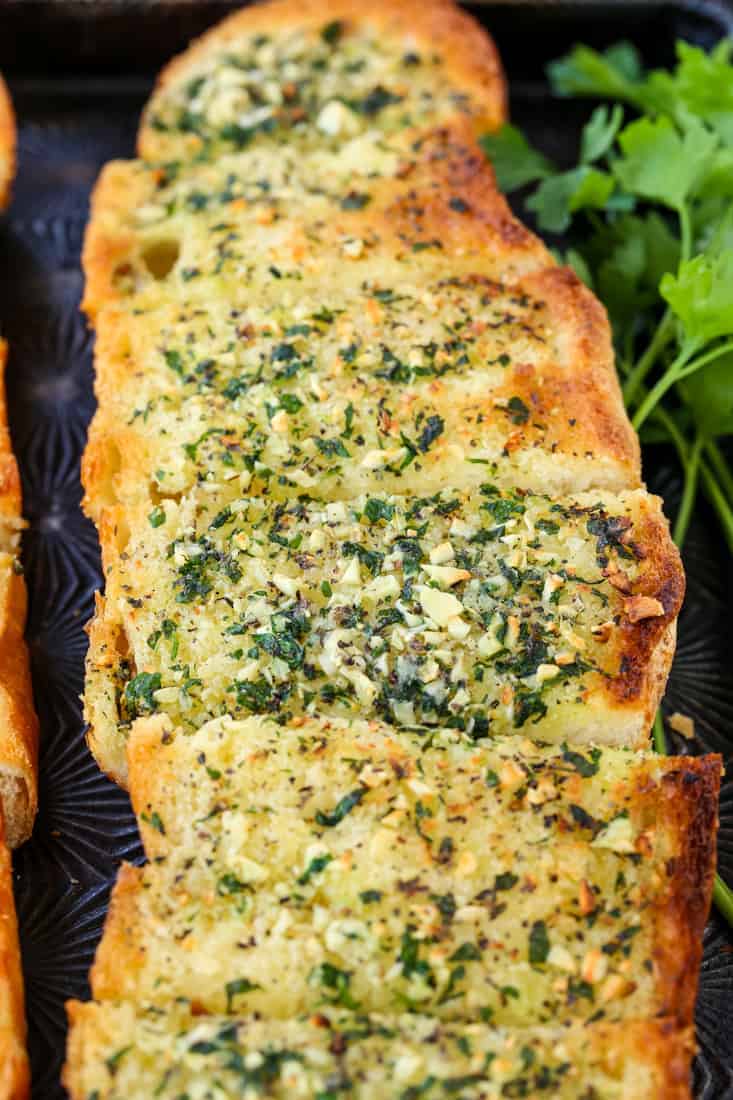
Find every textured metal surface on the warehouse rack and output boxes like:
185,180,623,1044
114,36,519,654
0,6,731,1097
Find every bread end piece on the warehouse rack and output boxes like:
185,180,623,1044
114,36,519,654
0,344,38,849
0,78,15,212
0,807,30,1100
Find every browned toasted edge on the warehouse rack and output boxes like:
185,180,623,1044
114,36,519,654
0,806,30,1100
0,77,15,213
0,343,38,849
87,861,145,1002
137,0,507,160
645,753,721,1030
612,1018,695,1100
601,492,684,728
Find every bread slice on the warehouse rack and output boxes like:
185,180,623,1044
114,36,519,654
83,124,553,320
86,716,718,1028
0,93,39,848
0,78,14,212
64,1001,695,1100
84,484,681,783
0,805,30,1099
137,0,506,163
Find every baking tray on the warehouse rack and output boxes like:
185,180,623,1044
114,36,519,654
1,2,732,1096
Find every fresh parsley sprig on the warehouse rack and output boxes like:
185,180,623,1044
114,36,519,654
481,38,733,926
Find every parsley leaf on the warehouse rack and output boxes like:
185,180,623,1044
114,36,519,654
479,124,553,192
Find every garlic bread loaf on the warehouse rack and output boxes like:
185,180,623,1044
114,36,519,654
64,1003,695,1100
87,717,718,1029
69,2,708,1097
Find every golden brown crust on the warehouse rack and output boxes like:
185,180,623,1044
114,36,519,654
138,0,507,160
83,590,130,787
0,78,15,212
0,345,21,526
0,344,38,849
89,863,145,1002
0,97,40,848
606,494,684,725
610,1019,694,1100
650,754,721,1028
0,808,30,1100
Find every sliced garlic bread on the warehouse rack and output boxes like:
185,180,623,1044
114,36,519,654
85,485,681,782
87,717,718,1027
82,254,640,530
64,1002,694,1100
0,806,30,1099
0,120,39,847
137,0,506,163
83,124,548,319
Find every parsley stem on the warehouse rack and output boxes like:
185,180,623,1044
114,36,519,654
652,406,733,555
705,441,733,505
631,339,733,431
678,203,693,263
714,875,733,928
653,710,667,753
622,309,673,405
675,340,733,382
631,344,695,429
700,460,733,556
673,434,703,546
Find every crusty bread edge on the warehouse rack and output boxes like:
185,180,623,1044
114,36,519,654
0,354,39,850
650,753,721,1029
0,807,30,1100
0,77,15,212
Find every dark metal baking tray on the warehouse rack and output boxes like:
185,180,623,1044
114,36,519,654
0,2,732,1096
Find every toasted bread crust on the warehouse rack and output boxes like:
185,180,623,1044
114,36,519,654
74,5,704,1090
138,0,507,161
0,78,14,212
652,755,721,1027
0,347,39,850
0,89,40,849
0,808,30,1100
